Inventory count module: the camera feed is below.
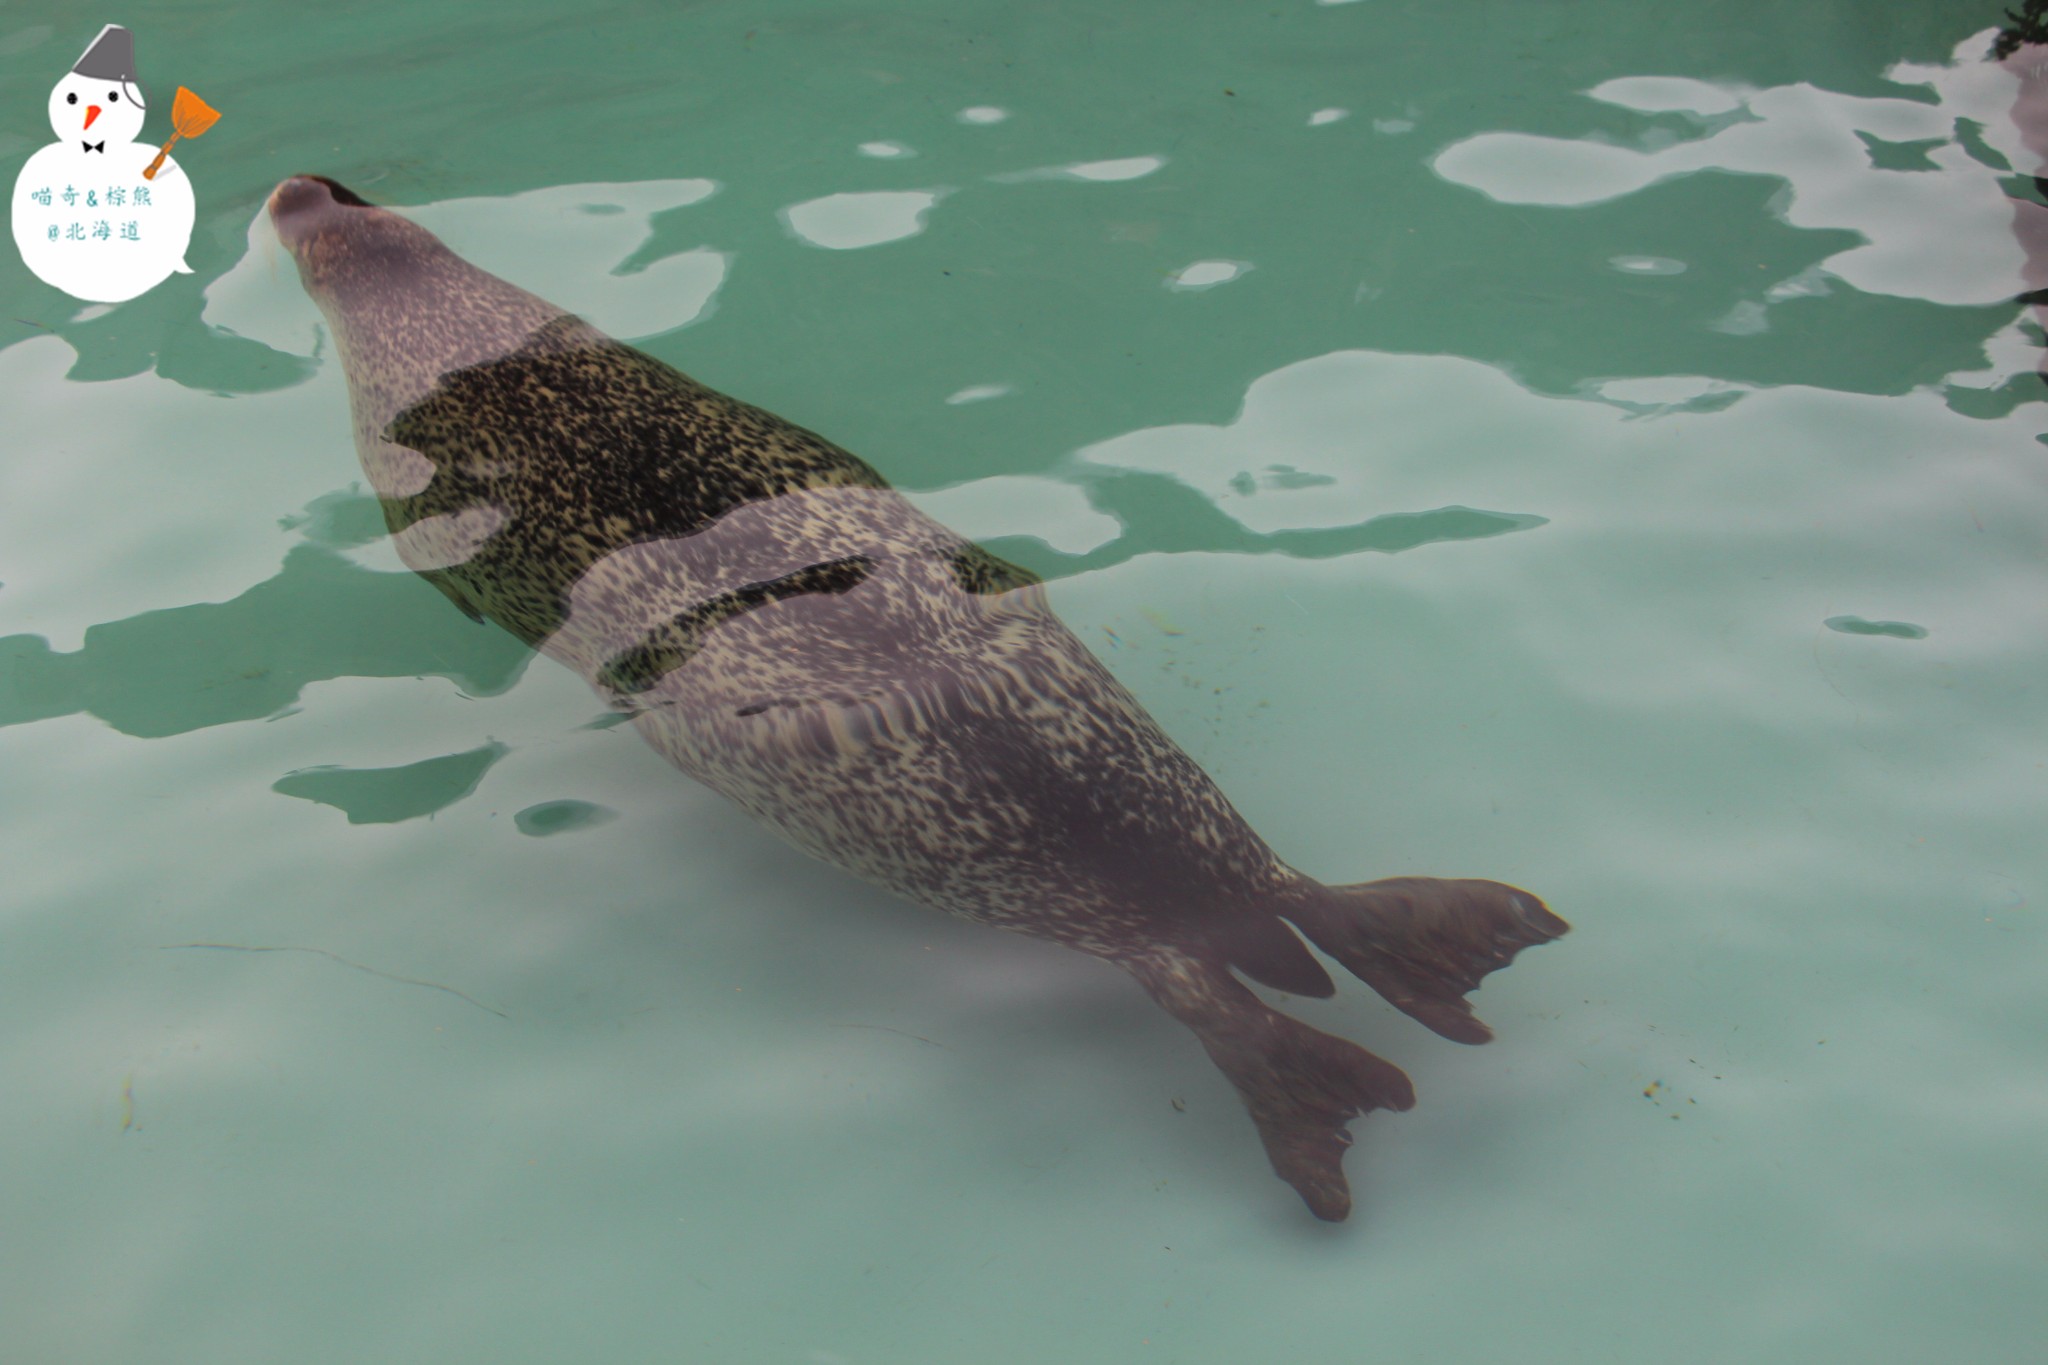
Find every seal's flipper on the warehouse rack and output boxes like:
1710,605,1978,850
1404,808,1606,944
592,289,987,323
1125,949,1414,1222
1287,877,1568,1045
1210,912,1336,998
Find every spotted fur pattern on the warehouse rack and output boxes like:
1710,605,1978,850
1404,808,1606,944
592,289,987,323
270,175,1566,1222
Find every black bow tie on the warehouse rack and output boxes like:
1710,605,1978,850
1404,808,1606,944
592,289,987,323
81,140,104,153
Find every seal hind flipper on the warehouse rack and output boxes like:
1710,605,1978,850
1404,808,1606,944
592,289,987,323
1126,948,1414,1222
1209,912,1335,998
1286,877,1569,1045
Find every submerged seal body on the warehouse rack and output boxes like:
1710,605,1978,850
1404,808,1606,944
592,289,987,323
269,174,1566,1221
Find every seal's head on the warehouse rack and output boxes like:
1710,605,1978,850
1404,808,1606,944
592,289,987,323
269,176,577,438
268,174,376,233
270,174,595,506
268,175,463,310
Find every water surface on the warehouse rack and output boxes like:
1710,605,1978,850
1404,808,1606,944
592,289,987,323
1,3,2041,1361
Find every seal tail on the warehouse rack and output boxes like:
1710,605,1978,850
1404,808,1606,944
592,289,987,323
1123,947,1414,1222
1284,877,1569,1045
1210,910,1337,998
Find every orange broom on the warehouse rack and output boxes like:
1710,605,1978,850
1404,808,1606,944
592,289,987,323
143,87,219,181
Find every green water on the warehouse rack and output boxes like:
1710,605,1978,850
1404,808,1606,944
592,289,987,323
3,2,2043,1361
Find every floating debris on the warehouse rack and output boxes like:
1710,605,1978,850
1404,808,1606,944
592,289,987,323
1139,608,1185,637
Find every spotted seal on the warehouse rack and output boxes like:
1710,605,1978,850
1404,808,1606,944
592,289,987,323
268,174,1566,1222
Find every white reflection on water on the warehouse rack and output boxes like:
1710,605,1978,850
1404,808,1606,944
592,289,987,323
1432,35,2023,306
1168,260,1250,290
990,155,1165,185
781,189,946,250
943,383,1013,405
1065,156,1165,182
1609,255,1687,276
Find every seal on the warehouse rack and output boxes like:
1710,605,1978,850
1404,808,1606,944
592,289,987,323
268,174,1567,1221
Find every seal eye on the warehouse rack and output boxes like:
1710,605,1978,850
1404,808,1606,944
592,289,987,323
108,90,120,103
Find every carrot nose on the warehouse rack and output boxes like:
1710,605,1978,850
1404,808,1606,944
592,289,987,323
84,105,101,130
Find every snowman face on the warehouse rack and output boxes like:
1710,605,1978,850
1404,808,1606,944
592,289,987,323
47,71,146,147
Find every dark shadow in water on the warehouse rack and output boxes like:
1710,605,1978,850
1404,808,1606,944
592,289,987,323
0,473,1527,745
0,542,532,738
514,799,619,837
977,467,1546,581
1823,615,1929,640
272,741,510,824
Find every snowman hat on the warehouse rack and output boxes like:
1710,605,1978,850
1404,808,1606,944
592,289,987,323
71,24,147,109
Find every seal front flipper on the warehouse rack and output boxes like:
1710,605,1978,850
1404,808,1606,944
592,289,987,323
1124,947,1414,1222
1286,877,1569,1045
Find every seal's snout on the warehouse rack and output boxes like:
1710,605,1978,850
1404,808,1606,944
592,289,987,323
268,175,374,253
